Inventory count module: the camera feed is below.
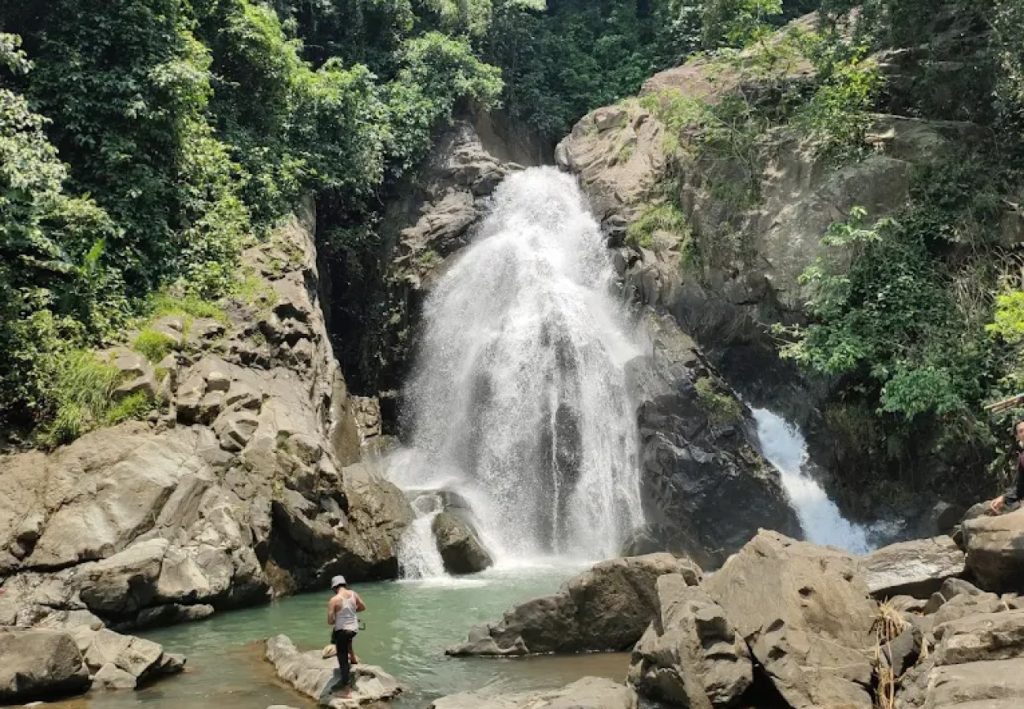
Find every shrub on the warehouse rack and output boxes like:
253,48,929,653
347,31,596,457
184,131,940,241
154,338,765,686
38,350,122,446
104,391,156,426
627,201,690,249
694,376,743,424
133,328,177,363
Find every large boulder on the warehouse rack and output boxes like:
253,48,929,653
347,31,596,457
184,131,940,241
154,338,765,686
963,508,1024,592
859,535,966,599
628,574,752,708
703,531,877,709
266,634,401,708
0,628,90,702
447,553,702,656
70,626,185,690
624,314,801,568
897,610,1024,708
432,511,493,575
429,677,638,709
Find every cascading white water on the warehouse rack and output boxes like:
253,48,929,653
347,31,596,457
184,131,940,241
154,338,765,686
750,407,872,553
390,168,644,571
397,493,448,579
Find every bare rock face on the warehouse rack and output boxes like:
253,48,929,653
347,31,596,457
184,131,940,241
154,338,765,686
859,535,966,599
447,553,702,656
628,574,752,708
429,677,638,709
624,313,801,568
963,508,1024,592
0,202,412,640
703,531,877,709
266,634,401,708
0,628,90,702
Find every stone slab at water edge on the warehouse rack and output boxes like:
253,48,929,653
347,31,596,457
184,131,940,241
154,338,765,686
447,553,701,656
428,677,638,709
266,634,402,708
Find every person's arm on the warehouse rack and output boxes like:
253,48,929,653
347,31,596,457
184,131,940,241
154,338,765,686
354,593,366,612
327,597,337,626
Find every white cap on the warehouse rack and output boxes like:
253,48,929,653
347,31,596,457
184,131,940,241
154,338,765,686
330,575,347,589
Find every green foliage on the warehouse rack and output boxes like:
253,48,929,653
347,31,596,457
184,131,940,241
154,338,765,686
151,292,228,323
700,0,783,48
796,49,881,162
38,350,122,446
385,31,502,176
988,292,1024,344
694,376,743,424
627,202,690,249
104,391,157,427
484,0,702,141
133,328,177,363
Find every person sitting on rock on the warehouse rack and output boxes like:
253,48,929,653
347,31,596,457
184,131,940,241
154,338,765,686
989,419,1024,514
327,574,365,692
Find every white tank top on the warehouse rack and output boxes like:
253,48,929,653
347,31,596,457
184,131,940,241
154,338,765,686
334,593,359,632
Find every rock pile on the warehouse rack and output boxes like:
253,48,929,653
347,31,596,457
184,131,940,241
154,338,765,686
445,519,1024,709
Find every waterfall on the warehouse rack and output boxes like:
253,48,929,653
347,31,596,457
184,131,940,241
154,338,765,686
397,493,447,579
750,407,871,553
390,167,644,570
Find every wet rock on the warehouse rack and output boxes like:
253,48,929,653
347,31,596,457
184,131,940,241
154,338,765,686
963,508,1024,592
628,574,752,708
266,634,401,708
429,677,638,709
0,628,90,702
859,535,965,599
624,313,800,568
431,511,493,575
447,553,702,656
703,531,876,709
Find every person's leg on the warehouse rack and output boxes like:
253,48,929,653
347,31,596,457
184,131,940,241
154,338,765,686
333,630,351,688
338,632,353,687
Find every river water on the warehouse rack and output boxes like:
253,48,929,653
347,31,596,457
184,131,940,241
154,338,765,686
56,565,626,709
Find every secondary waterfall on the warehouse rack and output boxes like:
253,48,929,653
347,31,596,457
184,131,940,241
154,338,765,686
750,407,872,553
390,168,644,569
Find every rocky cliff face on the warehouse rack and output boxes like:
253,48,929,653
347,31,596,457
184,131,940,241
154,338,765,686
0,201,412,634
552,13,1001,521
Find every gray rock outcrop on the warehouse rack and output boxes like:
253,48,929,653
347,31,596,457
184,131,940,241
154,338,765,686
628,574,752,708
624,313,801,568
429,677,638,709
963,508,1024,592
432,510,493,575
266,634,402,708
447,553,701,656
703,530,877,709
859,535,966,599
0,628,90,702
897,610,1024,708
0,203,412,637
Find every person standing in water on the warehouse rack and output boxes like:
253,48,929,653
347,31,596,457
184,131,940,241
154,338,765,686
990,419,1024,514
327,575,365,691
